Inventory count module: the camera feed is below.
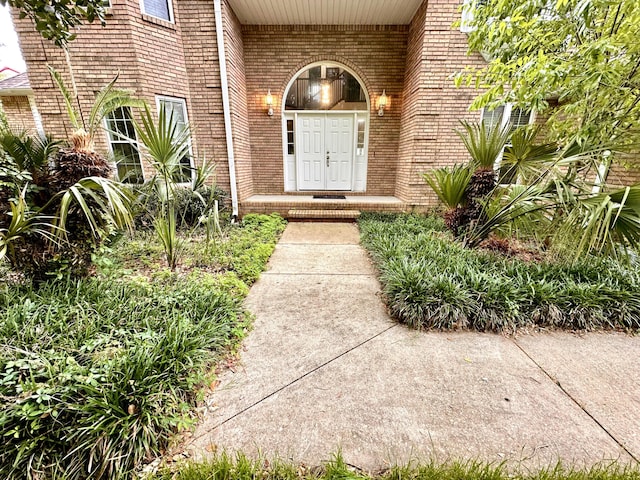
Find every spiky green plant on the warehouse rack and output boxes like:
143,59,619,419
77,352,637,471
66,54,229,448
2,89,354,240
133,104,192,270
423,164,473,236
501,125,558,184
423,164,472,209
457,120,511,170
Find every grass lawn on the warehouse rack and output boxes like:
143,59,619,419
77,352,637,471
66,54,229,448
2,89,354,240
358,213,640,332
152,452,640,480
0,213,286,480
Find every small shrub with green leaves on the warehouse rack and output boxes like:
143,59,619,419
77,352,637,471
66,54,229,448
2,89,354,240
134,185,229,230
358,213,640,332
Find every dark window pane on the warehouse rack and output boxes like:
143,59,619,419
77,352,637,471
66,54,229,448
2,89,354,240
172,156,192,183
113,143,144,184
287,144,294,155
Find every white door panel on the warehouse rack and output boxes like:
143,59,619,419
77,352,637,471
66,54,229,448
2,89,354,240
297,114,353,191
298,116,325,190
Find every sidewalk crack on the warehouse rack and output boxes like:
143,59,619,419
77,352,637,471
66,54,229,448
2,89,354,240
194,323,398,437
512,339,639,463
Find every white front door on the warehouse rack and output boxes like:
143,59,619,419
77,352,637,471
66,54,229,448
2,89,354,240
297,114,354,191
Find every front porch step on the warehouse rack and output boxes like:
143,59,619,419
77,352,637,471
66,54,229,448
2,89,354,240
287,209,361,221
240,194,407,218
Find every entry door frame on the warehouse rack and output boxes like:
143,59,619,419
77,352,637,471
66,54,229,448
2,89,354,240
282,110,369,192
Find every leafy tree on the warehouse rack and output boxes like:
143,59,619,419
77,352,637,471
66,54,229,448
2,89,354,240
457,0,640,154
1,0,106,46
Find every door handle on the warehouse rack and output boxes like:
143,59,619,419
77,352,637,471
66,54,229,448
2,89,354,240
326,151,330,167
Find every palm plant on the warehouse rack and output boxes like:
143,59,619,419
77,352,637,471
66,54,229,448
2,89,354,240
133,104,191,270
422,164,472,236
47,67,144,191
457,120,511,199
501,126,558,184
0,69,140,279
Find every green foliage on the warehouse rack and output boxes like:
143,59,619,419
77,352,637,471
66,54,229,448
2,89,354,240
132,104,193,270
0,275,245,479
154,205,182,271
457,120,512,170
0,213,285,479
358,213,640,331
49,67,143,144
422,164,472,209
134,104,191,187
0,130,62,176
501,126,558,183
459,0,640,151
1,0,107,46
153,452,640,480
134,185,229,231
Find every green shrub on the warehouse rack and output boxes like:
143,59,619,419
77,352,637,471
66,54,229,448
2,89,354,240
134,185,229,230
0,275,245,479
0,213,285,479
358,213,640,331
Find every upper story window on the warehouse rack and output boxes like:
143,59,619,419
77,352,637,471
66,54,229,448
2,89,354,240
141,0,173,22
105,107,144,184
156,96,193,183
482,104,534,183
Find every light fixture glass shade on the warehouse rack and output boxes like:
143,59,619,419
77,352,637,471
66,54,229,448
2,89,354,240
379,89,388,107
266,89,273,106
378,89,388,116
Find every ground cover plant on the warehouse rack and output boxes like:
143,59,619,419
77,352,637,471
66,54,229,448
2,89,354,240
0,213,286,480
358,213,640,332
152,451,640,480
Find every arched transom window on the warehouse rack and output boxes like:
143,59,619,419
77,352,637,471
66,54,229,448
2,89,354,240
285,63,368,111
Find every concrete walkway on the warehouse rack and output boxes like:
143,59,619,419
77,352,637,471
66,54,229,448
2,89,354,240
187,222,640,470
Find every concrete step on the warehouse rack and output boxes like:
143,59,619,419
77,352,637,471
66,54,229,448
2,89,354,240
287,209,361,221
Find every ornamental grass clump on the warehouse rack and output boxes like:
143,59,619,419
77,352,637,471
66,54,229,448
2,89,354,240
359,213,640,332
0,275,245,480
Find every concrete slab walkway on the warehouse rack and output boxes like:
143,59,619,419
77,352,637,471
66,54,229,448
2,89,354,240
187,222,640,470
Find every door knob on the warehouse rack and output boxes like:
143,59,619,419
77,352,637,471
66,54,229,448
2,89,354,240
326,151,330,167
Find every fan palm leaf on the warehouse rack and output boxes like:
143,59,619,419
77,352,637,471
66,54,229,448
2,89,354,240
53,177,134,240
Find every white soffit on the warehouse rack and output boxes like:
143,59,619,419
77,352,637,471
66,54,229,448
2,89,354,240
227,0,423,25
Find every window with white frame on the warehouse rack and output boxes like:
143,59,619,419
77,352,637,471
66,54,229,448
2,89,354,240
105,107,144,184
141,0,173,21
156,96,193,183
481,104,534,183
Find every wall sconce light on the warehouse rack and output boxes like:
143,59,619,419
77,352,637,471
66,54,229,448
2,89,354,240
378,90,388,116
266,89,274,116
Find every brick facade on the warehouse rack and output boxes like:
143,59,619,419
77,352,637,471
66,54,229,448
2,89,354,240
396,0,488,207
12,0,564,212
241,24,408,195
0,96,37,134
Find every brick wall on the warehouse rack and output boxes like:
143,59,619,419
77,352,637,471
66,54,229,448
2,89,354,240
0,96,37,134
12,0,231,189
396,0,487,207
177,0,232,192
241,25,408,195
223,2,253,200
